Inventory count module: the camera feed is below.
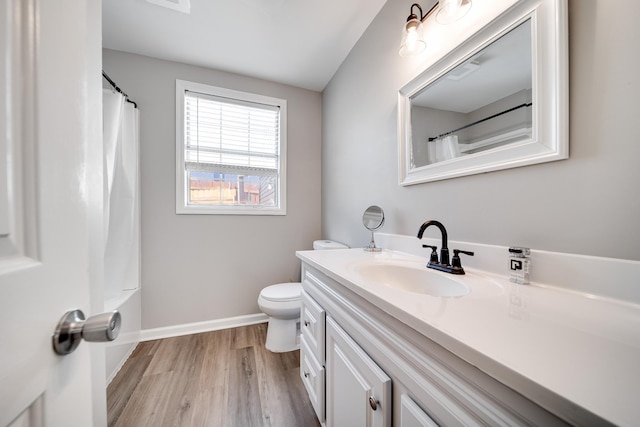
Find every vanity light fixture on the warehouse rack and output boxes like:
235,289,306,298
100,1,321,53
399,0,472,57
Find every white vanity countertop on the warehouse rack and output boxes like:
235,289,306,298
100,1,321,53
296,248,640,426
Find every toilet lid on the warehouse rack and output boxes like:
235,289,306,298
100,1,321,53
260,282,302,302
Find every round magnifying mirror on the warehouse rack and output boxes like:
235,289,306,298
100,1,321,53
363,205,384,252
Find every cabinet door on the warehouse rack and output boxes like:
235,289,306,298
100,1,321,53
326,316,391,427
400,394,439,427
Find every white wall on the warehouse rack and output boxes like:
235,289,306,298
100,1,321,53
322,0,640,264
103,50,322,330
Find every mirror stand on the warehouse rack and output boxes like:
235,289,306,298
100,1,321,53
365,230,382,252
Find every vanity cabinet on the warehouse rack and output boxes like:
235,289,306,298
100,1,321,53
300,262,568,427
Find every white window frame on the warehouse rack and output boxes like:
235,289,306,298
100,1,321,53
175,79,287,215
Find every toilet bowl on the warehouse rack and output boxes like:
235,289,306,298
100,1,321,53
258,283,303,352
258,240,347,352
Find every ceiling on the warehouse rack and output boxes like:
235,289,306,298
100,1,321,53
102,0,388,92
412,19,532,113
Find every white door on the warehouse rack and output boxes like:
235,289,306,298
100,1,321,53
0,0,104,426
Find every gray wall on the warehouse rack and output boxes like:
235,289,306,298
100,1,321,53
322,0,640,263
103,50,322,330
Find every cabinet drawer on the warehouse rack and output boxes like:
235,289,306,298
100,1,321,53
301,335,325,423
301,290,325,361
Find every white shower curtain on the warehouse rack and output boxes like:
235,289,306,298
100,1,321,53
103,89,139,300
428,134,461,163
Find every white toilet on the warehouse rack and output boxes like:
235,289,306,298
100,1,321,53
258,240,347,352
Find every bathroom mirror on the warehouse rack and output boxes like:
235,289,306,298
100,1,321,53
398,0,568,185
362,205,384,252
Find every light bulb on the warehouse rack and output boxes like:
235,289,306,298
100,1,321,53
436,0,471,25
406,28,419,49
399,18,426,57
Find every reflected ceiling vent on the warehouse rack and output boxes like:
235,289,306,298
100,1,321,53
446,60,480,81
146,0,191,14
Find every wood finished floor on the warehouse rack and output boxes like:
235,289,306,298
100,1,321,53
107,323,320,427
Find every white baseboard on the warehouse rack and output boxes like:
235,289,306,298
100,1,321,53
140,313,269,342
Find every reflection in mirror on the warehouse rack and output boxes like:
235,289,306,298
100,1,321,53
411,19,532,168
362,205,384,252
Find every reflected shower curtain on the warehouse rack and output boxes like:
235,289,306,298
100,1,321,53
103,89,139,300
428,134,461,164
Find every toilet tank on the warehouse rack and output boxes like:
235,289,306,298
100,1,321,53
313,240,348,250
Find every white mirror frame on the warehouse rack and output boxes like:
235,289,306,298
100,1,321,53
398,0,568,185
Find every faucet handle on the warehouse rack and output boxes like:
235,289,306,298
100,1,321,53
422,244,439,264
454,249,474,256
451,249,474,272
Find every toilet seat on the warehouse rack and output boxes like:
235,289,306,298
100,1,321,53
260,282,301,302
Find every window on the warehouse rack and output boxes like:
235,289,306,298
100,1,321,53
176,80,287,215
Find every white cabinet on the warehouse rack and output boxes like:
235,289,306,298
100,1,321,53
326,316,391,427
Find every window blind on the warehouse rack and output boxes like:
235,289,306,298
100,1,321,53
184,90,280,177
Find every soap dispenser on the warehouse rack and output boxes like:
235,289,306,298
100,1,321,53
509,247,530,284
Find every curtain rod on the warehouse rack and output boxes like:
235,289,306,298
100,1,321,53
428,102,532,141
102,70,137,108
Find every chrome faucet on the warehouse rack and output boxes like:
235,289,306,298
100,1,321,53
417,220,473,275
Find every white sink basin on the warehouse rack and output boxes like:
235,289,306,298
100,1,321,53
349,259,470,297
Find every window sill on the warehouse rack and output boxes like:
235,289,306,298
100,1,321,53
176,205,286,216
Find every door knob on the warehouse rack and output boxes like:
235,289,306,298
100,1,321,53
52,309,121,355
369,396,379,411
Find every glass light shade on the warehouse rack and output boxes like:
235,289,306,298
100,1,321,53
399,18,426,57
436,0,471,24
